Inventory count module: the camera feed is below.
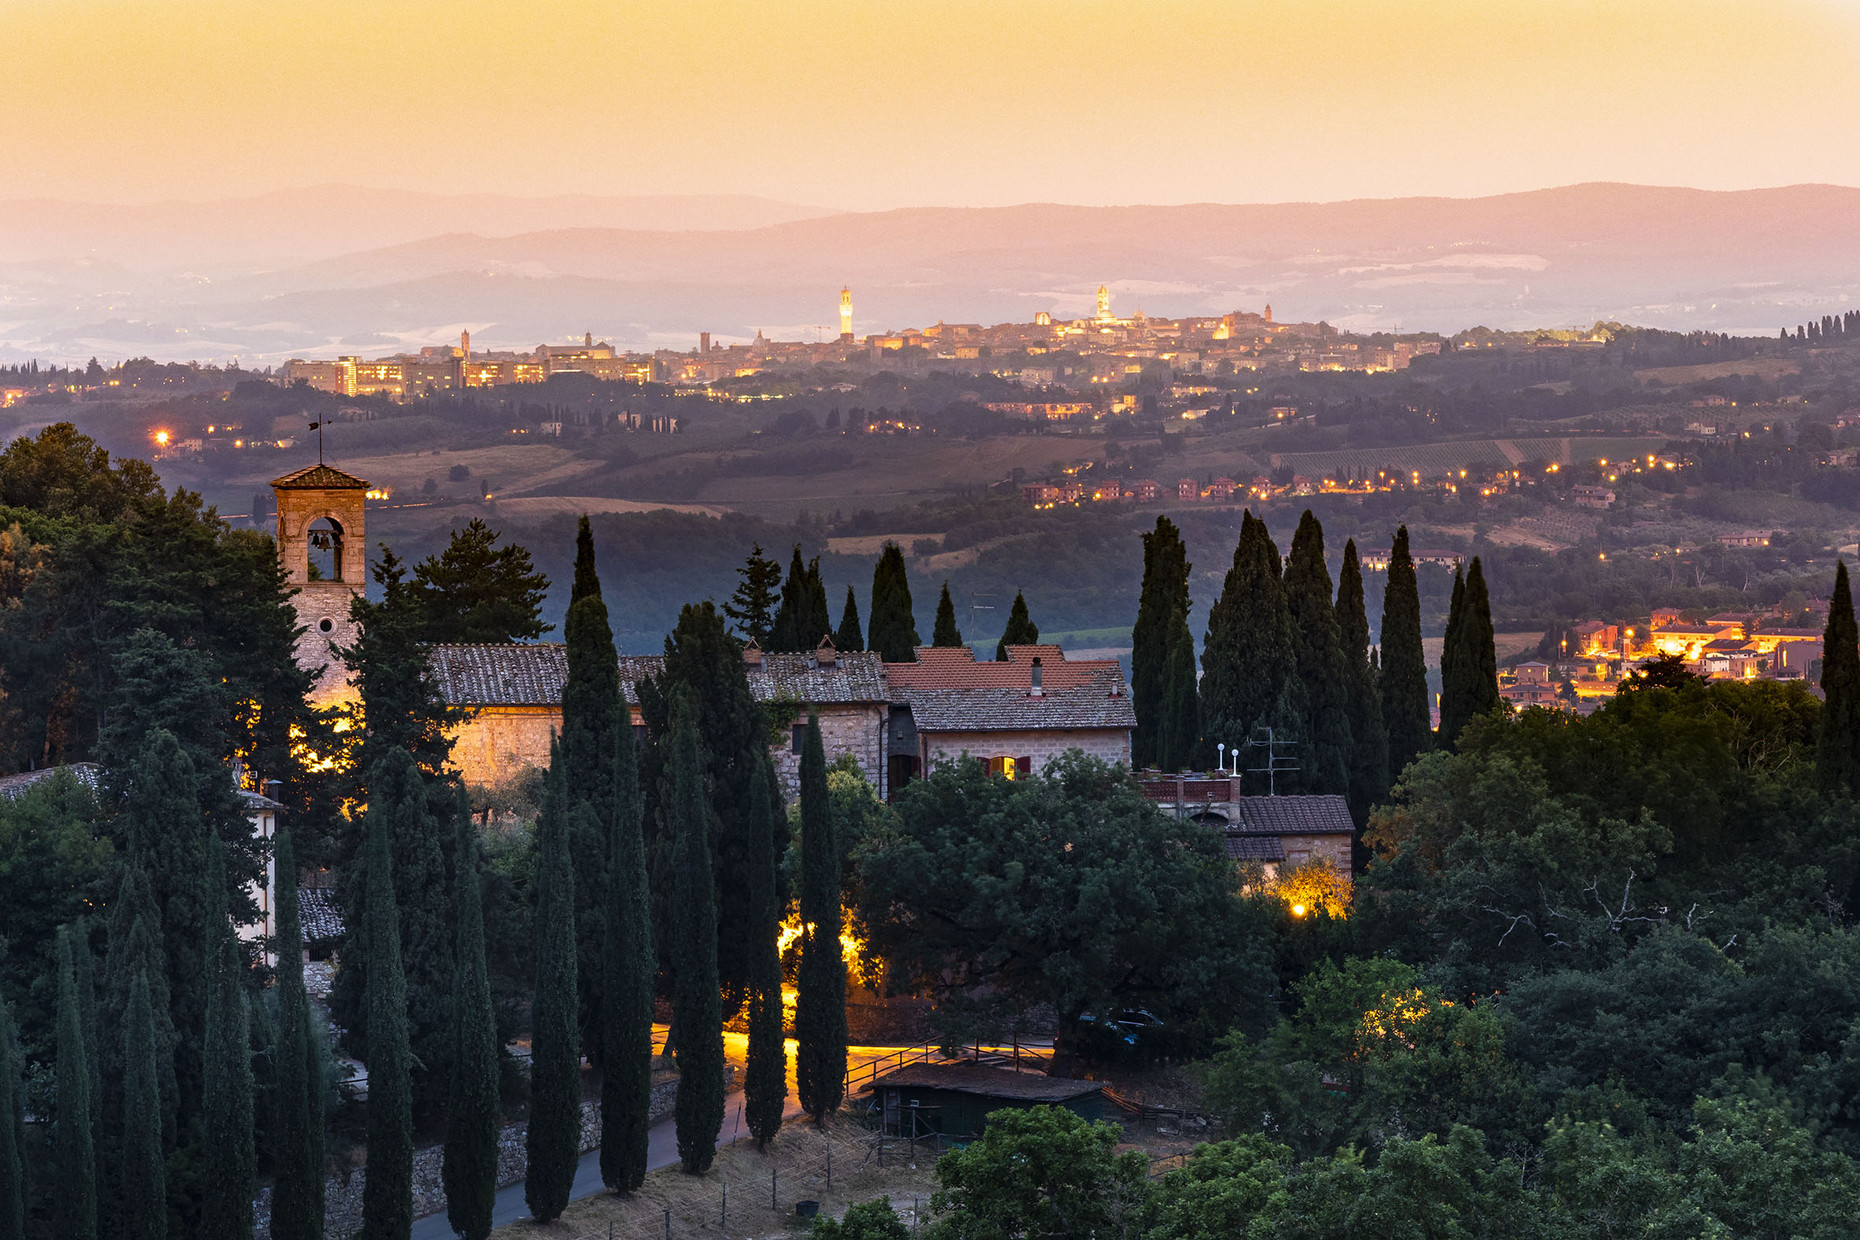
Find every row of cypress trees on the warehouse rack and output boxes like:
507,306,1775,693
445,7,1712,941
1133,512,1500,814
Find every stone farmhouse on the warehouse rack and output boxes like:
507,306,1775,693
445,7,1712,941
431,638,1135,800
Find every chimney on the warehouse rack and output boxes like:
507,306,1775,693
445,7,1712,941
815,635,837,668
742,638,764,667
1030,656,1044,697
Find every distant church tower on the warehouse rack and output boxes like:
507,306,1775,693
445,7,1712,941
1096,284,1112,322
272,462,370,705
840,287,854,342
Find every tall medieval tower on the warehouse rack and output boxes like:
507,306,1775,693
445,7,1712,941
272,462,369,705
839,287,854,342
1096,283,1112,322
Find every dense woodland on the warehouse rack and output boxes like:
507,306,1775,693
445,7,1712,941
0,423,1859,1238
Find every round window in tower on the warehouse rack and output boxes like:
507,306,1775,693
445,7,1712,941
319,618,335,633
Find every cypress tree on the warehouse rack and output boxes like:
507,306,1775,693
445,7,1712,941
834,585,865,652
931,581,963,647
360,803,413,1240
1440,558,1500,750
71,917,102,1205
994,590,1039,661
795,714,847,1121
1132,517,1191,768
1200,512,1297,777
600,712,654,1194
742,756,786,1149
122,970,165,1240
371,751,453,1107
1379,526,1431,780
1283,511,1352,795
772,547,832,652
669,693,725,1172
571,513,600,603
1159,605,1200,771
1335,538,1390,825
1819,561,1860,795
271,828,325,1240
55,927,97,1240
121,728,212,1123
527,746,582,1218
443,811,499,1240
201,839,256,1240
0,991,23,1240
1438,565,1468,749
561,533,623,1061
724,542,782,647
867,543,920,661
100,858,178,1235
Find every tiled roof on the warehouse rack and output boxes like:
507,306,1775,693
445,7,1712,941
271,463,369,490
0,763,103,802
900,684,1136,732
869,1063,1102,1102
884,645,1116,692
1226,795,1355,836
1224,835,1286,862
299,888,346,943
427,643,889,708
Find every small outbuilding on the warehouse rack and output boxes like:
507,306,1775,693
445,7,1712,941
867,1063,1103,1141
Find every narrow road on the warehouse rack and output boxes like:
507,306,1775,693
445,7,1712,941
410,1037,900,1239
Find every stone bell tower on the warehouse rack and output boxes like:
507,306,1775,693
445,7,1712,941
272,462,369,705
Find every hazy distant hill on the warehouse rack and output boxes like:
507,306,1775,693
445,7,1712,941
0,185,841,268
3,183,1858,362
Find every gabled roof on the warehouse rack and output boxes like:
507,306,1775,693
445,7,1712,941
0,762,102,802
271,463,370,490
426,643,889,708
299,888,346,943
1226,795,1355,836
1224,835,1286,862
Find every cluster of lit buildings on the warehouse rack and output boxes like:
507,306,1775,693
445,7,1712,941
1504,605,1830,710
276,288,1451,403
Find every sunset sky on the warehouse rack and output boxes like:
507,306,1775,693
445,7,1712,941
8,0,1860,208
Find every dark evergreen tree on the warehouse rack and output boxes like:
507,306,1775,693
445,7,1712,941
1378,525,1431,780
652,602,771,1015
201,839,255,1240
1200,512,1297,777
443,811,499,1240
410,517,552,642
932,581,963,647
668,693,725,1172
771,546,832,652
724,543,782,647
359,804,413,1240
1439,557,1500,751
1818,561,1860,795
55,927,97,1240
1158,605,1200,771
99,858,178,1234
71,915,101,1207
270,828,325,1240
867,543,920,661
120,728,212,1123
561,529,623,1059
1438,565,1468,749
600,712,654,1194
1283,511,1352,795
121,970,165,1240
526,748,580,1220
994,590,1039,661
571,514,600,603
1335,538,1390,826
834,585,865,652
340,545,460,777
795,714,847,1121
0,991,23,1240
742,756,786,1149
365,751,453,1106
1132,517,1190,767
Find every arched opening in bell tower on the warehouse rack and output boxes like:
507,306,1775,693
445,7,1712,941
306,516,346,582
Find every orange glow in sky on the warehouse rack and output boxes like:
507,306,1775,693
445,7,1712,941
6,0,1860,208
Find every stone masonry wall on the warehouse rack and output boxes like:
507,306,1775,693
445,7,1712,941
448,704,559,789
256,1076,685,1240
767,703,886,801
922,728,1130,776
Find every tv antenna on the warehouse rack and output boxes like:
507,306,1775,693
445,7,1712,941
1245,726,1299,796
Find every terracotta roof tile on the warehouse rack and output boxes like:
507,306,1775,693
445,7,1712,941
1225,795,1356,836
271,463,370,490
884,644,1119,692
426,643,888,708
